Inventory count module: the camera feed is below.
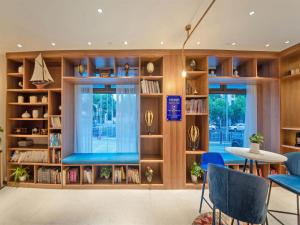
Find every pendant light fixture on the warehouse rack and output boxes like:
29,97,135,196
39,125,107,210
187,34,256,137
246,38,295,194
181,0,216,77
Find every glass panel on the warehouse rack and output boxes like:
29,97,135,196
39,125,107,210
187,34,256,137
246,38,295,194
209,93,246,153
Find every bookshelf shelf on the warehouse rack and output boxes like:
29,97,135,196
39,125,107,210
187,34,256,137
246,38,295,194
140,135,163,139
8,134,48,138
281,145,300,151
185,150,206,155
186,113,208,116
8,103,48,106
8,118,48,121
281,127,300,131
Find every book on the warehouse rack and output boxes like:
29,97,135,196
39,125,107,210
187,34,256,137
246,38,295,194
50,116,61,129
141,80,161,94
50,133,62,147
186,99,206,113
10,150,48,163
37,167,61,184
127,168,140,184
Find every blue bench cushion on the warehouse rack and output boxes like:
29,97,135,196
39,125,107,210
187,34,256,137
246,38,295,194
62,153,139,165
269,174,300,195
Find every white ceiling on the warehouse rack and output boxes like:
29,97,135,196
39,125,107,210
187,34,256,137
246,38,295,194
0,0,300,53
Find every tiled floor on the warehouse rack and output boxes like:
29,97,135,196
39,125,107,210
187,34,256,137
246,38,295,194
0,187,297,225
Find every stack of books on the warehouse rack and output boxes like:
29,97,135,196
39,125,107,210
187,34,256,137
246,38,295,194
186,99,206,113
10,150,48,163
50,149,61,164
83,168,92,184
141,80,161,94
50,116,61,129
127,168,140,184
37,167,61,184
114,166,126,183
50,133,62,147
63,167,79,184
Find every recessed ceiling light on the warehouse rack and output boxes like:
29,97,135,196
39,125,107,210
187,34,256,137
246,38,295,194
88,41,92,46
249,11,255,16
231,42,237,46
124,41,128,45
196,41,200,45
285,40,290,44
160,41,164,45
265,43,270,47
17,44,22,48
97,8,103,14
51,42,56,46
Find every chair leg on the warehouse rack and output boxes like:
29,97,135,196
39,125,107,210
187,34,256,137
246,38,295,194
297,195,299,225
255,160,260,176
199,171,207,213
267,181,273,207
219,210,221,225
265,215,269,225
212,205,216,225
231,219,234,225
243,159,248,172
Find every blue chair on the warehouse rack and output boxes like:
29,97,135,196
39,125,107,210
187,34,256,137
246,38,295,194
208,164,269,225
199,152,225,213
267,152,300,225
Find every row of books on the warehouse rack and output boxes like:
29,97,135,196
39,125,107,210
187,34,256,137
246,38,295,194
141,80,161,94
50,149,61,164
114,166,126,183
10,150,48,163
50,116,61,129
37,167,61,184
63,167,79,184
186,99,207,113
83,168,93,184
127,168,140,184
50,133,62,147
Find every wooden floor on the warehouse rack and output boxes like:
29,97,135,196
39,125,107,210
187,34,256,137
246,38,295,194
0,187,297,225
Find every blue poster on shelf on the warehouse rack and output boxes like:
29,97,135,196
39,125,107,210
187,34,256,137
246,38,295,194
167,95,182,121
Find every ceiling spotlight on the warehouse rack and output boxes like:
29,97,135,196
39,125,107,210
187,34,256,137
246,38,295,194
51,42,56,46
249,11,255,16
285,40,290,44
160,41,164,45
196,41,200,45
231,42,237,46
17,44,23,48
88,41,92,46
265,43,270,47
124,41,128,45
97,8,103,14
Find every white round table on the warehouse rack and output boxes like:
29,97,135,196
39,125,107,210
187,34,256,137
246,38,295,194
225,147,287,175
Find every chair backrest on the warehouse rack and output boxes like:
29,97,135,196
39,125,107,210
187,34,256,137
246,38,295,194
201,152,225,169
208,164,268,224
285,152,300,176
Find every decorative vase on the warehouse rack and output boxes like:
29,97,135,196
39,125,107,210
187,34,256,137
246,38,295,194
32,110,39,118
146,62,155,74
21,111,31,118
188,125,200,150
17,95,24,103
146,175,153,183
191,174,198,184
18,66,23,74
29,96,37,103
19,175,27,182
190,59,197,71
41,96,48,103
145,111,154,135
249,143,260,154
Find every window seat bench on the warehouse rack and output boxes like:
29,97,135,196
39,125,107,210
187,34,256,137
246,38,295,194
62,153,139,165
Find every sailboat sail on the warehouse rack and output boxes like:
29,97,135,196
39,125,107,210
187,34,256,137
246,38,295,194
30,53,54,84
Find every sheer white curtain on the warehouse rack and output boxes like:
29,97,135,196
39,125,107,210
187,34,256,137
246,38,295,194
74,85,93,153
115,85,138,153
243,84,257,147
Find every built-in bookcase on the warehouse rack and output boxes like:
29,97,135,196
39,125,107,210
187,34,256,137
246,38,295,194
6,53,165,189
280,46,300,155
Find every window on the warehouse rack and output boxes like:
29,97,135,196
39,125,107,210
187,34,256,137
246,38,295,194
74,84,138,153
209,84,257,155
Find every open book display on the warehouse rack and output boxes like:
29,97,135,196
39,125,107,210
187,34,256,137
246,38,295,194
30,53,54,89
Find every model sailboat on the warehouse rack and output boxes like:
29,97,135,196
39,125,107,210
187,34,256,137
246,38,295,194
30,54,54,89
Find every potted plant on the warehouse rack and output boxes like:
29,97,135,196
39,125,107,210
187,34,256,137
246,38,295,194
100,167,112,179
10,166,29,183
191,162,203,184
249,133,264,154
145,166,154,183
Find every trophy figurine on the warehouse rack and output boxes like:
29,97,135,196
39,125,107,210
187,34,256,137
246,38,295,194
188,125,200,150
145,110,154,135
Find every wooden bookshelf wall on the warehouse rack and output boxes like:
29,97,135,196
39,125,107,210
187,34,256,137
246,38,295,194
5,49,282,189
280,44,300,155
183,52,280,187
